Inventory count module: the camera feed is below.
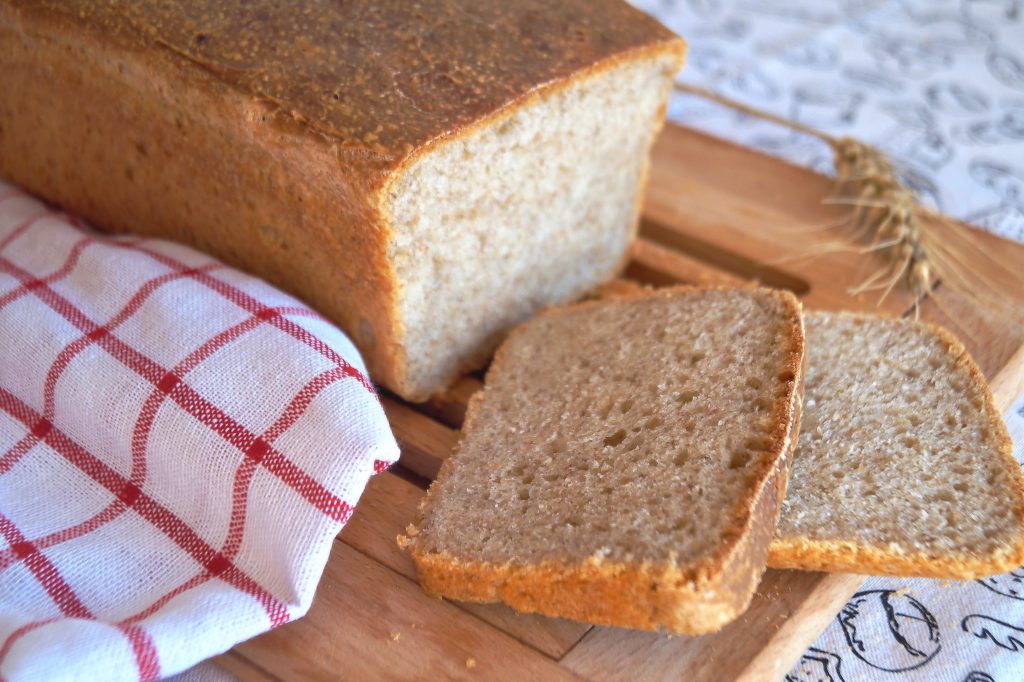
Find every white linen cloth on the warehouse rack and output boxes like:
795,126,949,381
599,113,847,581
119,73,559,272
637,0,1024,238
0,181,399,681
632,1,1024,679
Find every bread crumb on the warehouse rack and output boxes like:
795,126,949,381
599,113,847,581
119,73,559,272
403,288,805,633
466,658,476,669
391,632,401,642
775,311,1024,577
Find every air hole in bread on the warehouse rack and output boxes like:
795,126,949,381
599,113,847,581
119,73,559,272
676,390,697,405
744,436,773,452
728,448,752,469
603,429,628,448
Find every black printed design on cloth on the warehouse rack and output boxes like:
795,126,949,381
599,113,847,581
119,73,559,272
838,590,941,672
978,568,1024,601
785,647,847,682
963,615,1024,652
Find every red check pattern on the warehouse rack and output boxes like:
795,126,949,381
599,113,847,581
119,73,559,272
0,182,399,681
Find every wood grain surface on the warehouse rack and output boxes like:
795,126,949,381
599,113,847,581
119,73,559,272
224,124,1024,681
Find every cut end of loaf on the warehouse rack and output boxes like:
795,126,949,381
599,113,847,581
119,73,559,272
770,312,1024,579
404,286,805,633
382,48,683,400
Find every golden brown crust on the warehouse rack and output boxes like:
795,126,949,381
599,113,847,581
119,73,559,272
768,313,1024,579
768,536,1024,579
401,535,762,635
401,286,806,634
0,0,684,401
17,0,682,177
589,278,654,301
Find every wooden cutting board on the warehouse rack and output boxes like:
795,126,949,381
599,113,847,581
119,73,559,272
216,123,1024,682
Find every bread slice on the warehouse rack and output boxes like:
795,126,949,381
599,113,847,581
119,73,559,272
0,0,685,401
769,311,1024,578
400,287,805,634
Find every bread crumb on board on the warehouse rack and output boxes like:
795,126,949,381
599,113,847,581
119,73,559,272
466,658,476,669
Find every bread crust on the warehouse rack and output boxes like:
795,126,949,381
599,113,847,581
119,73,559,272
401,286,806,634
768,312,1024,579
0,0,684,401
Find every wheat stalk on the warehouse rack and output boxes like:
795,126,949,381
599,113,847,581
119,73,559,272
674,82,1023,324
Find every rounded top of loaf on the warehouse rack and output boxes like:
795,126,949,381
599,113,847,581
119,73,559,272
23,0,684,170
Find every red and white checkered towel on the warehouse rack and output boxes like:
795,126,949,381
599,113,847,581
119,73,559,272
0,180,399,681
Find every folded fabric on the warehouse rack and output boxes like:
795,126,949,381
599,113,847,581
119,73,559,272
0,180,399,681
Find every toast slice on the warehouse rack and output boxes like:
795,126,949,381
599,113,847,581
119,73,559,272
400,287,805,634
769,311,1024,578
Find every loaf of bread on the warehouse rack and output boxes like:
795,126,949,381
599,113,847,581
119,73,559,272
770,312,1024,578
0,0,685,400
401,287,805,634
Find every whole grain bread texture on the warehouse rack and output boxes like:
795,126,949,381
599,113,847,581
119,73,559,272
401,287,806,634
769,311,1024,578
0,0,685,401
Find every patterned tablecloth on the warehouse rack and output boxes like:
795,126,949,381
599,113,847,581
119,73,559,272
630,1,1024,680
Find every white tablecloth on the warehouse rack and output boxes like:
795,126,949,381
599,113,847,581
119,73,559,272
632,1,1024,680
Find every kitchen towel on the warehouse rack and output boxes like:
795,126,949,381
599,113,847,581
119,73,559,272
0,180,399,681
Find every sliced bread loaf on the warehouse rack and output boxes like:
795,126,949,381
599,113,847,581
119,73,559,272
769,311,1024,578
400,287,805,634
